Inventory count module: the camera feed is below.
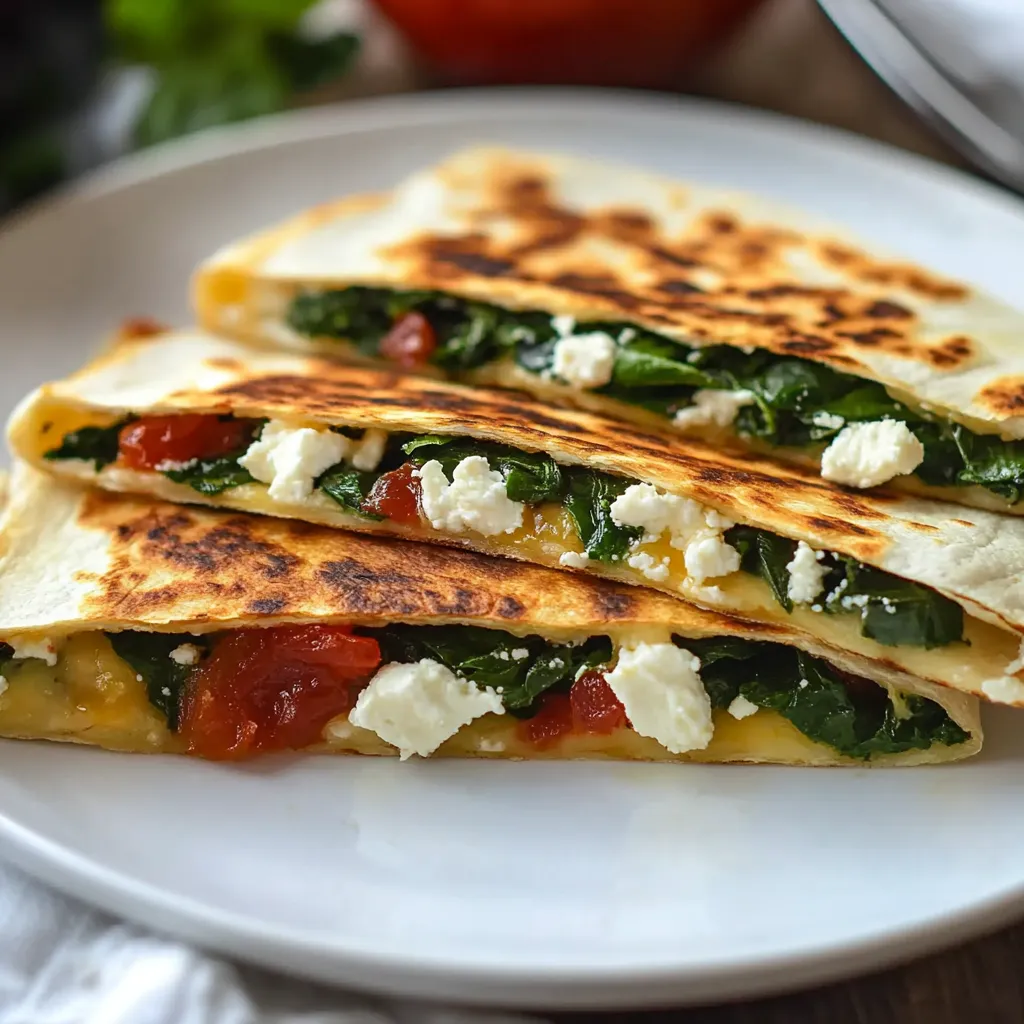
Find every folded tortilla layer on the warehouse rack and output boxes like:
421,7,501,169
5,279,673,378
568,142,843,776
0,465,980,765
10,327,1024,709
193,146,1024,512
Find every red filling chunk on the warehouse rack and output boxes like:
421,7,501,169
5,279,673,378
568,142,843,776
362,462,422,523
180,625,382,760
379,312,437,368
119,414,257,471
519,670,628,748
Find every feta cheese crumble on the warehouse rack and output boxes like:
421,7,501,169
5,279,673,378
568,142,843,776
349,428,388,471
820,420,924,489
550,332,617,389
673,389,755,430
811,411,845,431
604,642,713,754
0,676,8,696
415,457,523,536
7,635,57,666
239,420,348,502
727,694,759,720
610,483,740,585
981,675,1024,705
786,541,828,604
627,551,671,582
559,551,591,569
348,658,504,759
169,643,201,666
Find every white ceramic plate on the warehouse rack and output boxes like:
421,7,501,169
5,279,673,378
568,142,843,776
1,90,1024,1010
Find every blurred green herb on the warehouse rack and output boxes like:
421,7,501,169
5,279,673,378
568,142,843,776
105,0,360,147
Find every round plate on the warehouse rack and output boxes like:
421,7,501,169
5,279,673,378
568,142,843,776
2,90,1024,1010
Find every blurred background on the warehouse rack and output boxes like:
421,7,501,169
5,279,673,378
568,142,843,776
5,0,1022,216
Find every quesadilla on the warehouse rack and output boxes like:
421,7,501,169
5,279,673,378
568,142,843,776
194,146,1024,514
0,465,978,765
12,325,1024,712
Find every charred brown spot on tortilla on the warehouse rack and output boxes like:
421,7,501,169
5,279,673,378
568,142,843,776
40,421,53,435
656,278,704,295
816,242,969,301
496,596,526,619
952,519,975,527
975,377,1024,416
205,357,243,371
925,335,975,369
120,316,168,340
591,591,634,619
864,300,913,320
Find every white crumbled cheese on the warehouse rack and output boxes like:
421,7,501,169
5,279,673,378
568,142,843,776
981,675,1024,705
497,651,510,661
511,648,529,660
786,541,828,604
627,551,671,582
551,315,577,336
798,678,810,690
1005,639,1024,677
550,332,617,389
136,674,143,683
610,483,707,541
239,420,348,503
348,659,504,759
0,676,7,696
727,694,759,720
477,737,506,753
559,551,591,569
168,643,201,666
673,389,755,430
683,532,741,584
604,643,713,754
415,457,523,536
7,635,57,666
812,411,845,430
610,482,740,586
820,420,924,489
349,428,388,471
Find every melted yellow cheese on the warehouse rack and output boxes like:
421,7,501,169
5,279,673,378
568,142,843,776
0,630,908,765
0,633,175,752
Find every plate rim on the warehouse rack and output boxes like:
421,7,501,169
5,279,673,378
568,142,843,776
2,87,1024,1009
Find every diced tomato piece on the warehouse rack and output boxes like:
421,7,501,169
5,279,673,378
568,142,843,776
379,312,437,368
570,670,627,733
361,462,422,523
119,414,257,471
180,625,382,760
518,692,574,749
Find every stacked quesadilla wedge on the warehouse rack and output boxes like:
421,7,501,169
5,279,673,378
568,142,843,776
12,324,1024,715
0,465,979,765
194,146,1024,514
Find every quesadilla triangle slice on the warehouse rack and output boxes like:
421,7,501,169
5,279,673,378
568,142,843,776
16,327,1024,710
0,465,979,766
194,145,1024,515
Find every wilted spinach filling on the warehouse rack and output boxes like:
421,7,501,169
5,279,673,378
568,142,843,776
286,286,1024,502
105,626,967,759
45,423,964,650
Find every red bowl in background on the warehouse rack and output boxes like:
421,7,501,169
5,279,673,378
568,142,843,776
372,0,767,89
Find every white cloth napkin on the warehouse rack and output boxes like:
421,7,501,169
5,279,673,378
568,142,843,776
0,861,536,1024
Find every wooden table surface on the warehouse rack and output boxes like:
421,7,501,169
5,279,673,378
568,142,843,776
554,920,1024,1022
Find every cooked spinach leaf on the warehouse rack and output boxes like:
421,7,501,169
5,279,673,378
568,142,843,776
564,470,642,563
823,558,964,649
725,525,964,648
402,434,564,504
684,637,968,758
317,463,383,519
162,454,255,495
727,525,797,613
374,625,612,716
106,631,210,730
43,417,133,470
286,287,1024,502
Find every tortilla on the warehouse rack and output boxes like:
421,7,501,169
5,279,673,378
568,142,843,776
0,464,978,766
11,326,1024,711
193,146,1024,513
